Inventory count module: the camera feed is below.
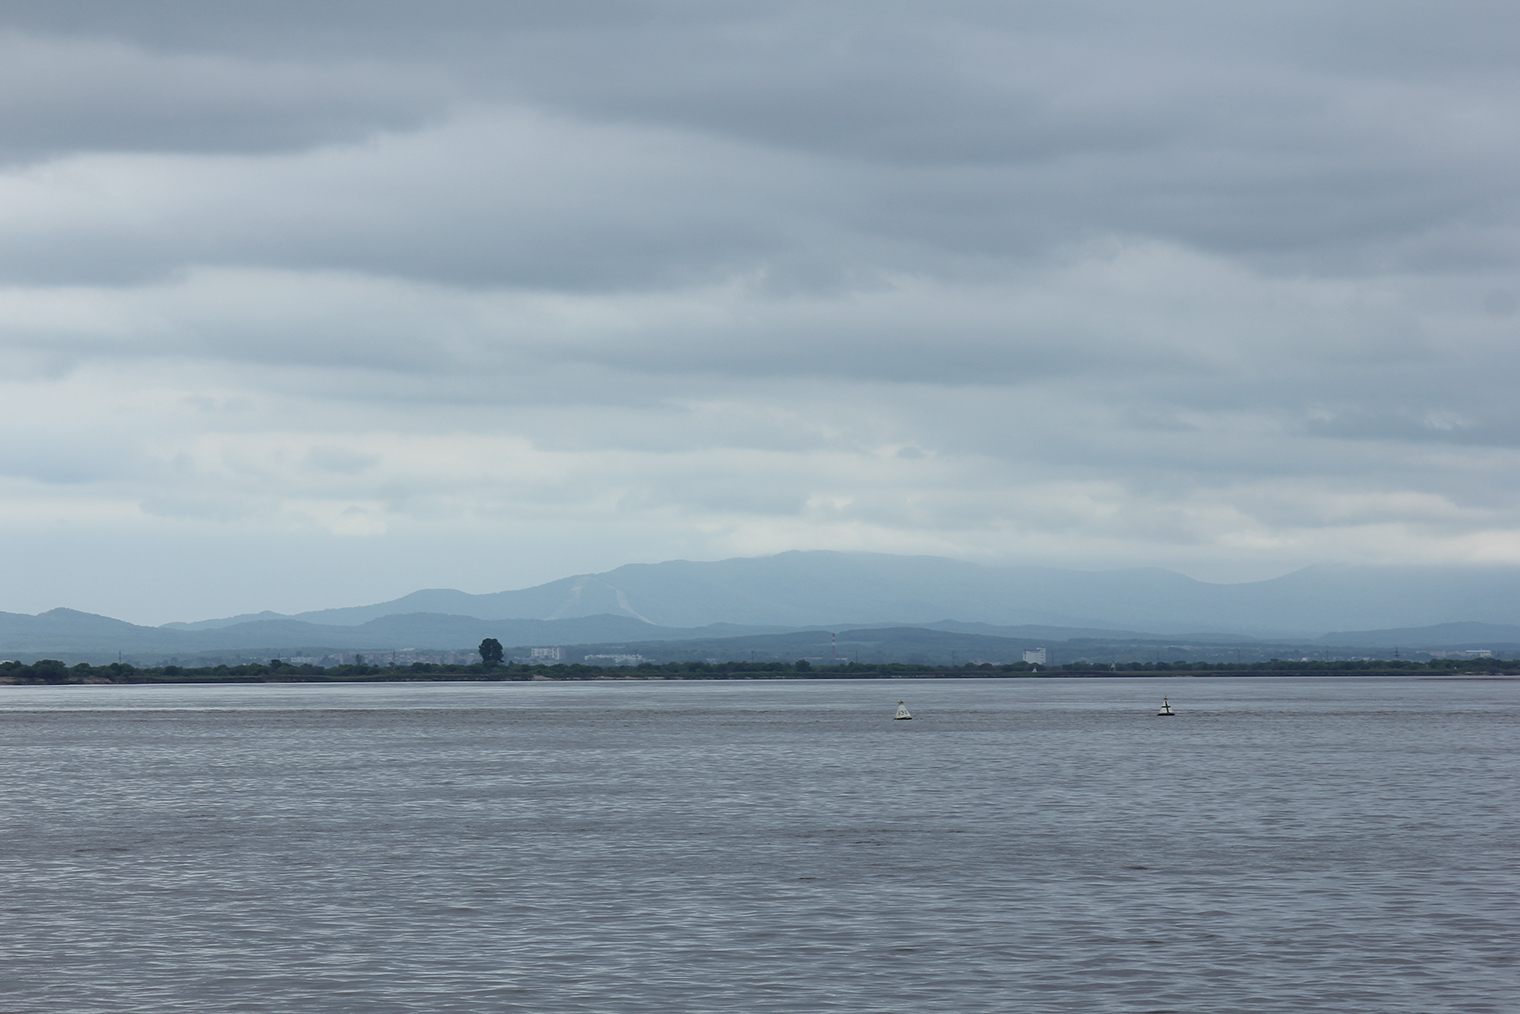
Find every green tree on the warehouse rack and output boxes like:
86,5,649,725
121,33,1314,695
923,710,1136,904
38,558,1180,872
794,659,812,672
31,659,69,684
479,638,504,667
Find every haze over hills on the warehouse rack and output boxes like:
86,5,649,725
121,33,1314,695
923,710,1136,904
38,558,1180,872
165,551,1520,638
8,552,1520,663
0,610,783,660
1313,622,1520,647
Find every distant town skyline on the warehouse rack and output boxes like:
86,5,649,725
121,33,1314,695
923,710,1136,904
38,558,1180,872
2,3,1518,625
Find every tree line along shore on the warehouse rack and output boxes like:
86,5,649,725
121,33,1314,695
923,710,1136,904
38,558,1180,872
2,655,1516,685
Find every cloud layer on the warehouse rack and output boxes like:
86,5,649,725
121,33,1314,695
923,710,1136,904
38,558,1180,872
2,3,1519,623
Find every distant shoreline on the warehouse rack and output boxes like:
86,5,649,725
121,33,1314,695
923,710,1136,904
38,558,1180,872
4,668,1517,686
6,652,1517,687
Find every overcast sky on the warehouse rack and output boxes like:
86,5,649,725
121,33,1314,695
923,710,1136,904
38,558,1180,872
2,1,1518,624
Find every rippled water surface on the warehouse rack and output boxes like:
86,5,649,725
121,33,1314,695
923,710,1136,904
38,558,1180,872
1,677,1515,1013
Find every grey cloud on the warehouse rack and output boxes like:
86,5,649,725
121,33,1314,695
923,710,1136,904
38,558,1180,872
1482,290,1517,316
0,113,827,288
0,3,1514,288
1303,407,1520,449
0,32,448,164
3,1,1520,608
0,428,146,483
305,446,379,475
0,1,669,57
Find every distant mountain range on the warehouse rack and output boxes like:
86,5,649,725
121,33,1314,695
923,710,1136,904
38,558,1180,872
165,551,1520,636
1313,621,1520,648
5,551,1520,663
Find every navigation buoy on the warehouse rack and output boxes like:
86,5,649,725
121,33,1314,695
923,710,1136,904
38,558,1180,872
894,700,913,720
1157,697,1175,716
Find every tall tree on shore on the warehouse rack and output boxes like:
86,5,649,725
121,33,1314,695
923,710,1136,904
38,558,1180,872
478,638,504,667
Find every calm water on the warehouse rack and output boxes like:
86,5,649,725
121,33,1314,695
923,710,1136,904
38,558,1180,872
0,677,1514,1013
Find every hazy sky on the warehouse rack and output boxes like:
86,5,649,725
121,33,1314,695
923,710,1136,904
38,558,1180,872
3,1,1519,624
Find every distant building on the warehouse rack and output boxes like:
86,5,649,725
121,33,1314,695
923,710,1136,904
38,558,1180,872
583,653,646,666
530,647,562,662
1023,647,1046,665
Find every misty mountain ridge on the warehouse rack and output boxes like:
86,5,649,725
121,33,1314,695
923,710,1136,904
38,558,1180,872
1313,621,1520,647
10,552,1520,662
161,551,1520,639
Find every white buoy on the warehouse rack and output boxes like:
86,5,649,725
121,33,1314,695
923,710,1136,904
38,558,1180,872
894,700,913,720
1157,697,1175,716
